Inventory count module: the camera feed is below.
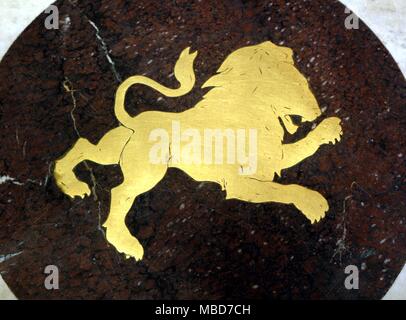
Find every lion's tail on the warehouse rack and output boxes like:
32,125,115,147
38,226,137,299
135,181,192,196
114,47,198,128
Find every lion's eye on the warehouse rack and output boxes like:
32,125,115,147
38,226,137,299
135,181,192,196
290,115,302,125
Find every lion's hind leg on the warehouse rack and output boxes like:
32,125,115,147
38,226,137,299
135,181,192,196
103,137,167,260
226,178,329,223
54,126,133,198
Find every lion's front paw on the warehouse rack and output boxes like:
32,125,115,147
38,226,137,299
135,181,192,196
105,228,144,261
55,172,91,199
313,117,343,145
295,190,329,224
65,180,91,199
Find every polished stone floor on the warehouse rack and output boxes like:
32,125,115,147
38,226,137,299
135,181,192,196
0,0,405,299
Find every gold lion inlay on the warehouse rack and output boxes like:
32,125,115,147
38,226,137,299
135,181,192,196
54,41,343,260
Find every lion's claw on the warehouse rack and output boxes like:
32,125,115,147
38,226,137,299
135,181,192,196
105,228,144,261
58,179,91,199
296,190,329,224
313,117,343,146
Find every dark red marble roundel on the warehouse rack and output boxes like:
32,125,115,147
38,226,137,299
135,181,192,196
0,0,405,299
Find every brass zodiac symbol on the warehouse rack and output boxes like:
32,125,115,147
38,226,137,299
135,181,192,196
54,41,343,260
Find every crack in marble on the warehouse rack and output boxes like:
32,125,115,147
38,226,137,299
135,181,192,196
0,175,42,187
0,175,24,186
331,195,351,264
62,78,99,202
97,201,106,239
65,0,122,83
43,162,53,187
0,252,23,264
88,20,122,83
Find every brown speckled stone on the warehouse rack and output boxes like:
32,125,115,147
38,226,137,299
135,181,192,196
0,0,405,299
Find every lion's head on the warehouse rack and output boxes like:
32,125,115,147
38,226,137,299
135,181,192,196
202,41,322,135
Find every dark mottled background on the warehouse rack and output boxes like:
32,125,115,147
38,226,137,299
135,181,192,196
0,0,405,299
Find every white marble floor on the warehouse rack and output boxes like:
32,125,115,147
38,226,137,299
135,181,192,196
341,0,406,75
0,0,405,300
